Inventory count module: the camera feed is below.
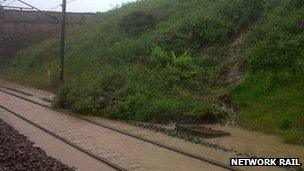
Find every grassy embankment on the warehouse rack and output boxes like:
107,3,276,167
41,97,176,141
1,0,303,144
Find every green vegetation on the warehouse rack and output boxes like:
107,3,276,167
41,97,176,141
1,0,303,144
233,0,304,144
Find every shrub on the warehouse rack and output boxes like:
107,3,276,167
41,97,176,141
93,72,126,109
119,11,157,36
70,97,97,115
149,46,170,66
279,113,295,130
281,130,304,145
161,16,232,52
245,0,304,71
219,0,264,30
51,85,71,109
172,52,193,69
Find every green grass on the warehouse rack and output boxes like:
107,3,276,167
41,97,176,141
232,0,304,145
1,0,304,144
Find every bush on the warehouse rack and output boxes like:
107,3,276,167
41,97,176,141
161,16,232,52
245,1,304,71
172,52,193,69
51,85,71,109
93,72,126,109
160,0,265,53
149,46,170,66
119,11,157,36
279,113,295,131
281,130,304,145
219,0,264,30
70,97,97,115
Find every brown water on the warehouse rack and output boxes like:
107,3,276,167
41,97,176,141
2,81,299,170
0,109,115,171
0,91,224,171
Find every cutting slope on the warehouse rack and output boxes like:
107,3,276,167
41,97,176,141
1,0,303,144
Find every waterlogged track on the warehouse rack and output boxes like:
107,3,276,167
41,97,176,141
0,85,239,171
0,106,126,171
0,87,126,171
0,109,117,171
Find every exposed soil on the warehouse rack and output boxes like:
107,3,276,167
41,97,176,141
0,119,74,171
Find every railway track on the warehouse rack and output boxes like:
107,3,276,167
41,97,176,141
0,83,241,171
0,105,126,171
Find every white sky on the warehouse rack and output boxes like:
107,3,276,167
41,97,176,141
1,0,137,12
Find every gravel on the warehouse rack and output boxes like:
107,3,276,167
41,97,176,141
124,120,248,155
0,119,74,171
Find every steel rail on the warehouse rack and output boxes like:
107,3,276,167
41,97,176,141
0,84,32,96
0,85,241,171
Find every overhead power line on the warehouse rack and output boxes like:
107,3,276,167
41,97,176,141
7,0,15,5
0,0,7,5
2,0,68,84
2,5,32,10
16,0,48,12
2,0,15,6
48,4,62,11
15,0,58,20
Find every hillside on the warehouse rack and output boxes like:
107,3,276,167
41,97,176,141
1,0,303,144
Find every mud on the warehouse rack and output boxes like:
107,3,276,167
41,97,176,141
0,91,225,171
0,81,297,171
0,109,116,171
